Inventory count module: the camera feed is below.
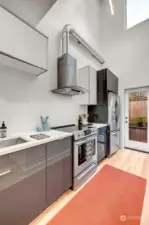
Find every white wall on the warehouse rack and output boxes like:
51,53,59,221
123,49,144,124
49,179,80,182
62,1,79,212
100,0,149,148
0,0,103,134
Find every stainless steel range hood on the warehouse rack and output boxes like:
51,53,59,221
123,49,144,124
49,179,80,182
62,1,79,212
52,53,87,96
52,25,105,96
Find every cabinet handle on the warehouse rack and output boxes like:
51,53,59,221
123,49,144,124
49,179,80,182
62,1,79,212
0,169,11,177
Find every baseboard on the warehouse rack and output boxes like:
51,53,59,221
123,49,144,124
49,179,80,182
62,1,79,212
125,147,149,154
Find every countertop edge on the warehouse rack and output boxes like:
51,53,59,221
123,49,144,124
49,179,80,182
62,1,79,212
0,130,72,157
92,123,108,128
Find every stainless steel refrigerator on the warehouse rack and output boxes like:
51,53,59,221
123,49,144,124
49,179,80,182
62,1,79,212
88,92,120,156
108,92,120,156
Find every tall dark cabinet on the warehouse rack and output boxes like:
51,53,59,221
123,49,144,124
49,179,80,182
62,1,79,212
97,68,118,105
88,68,118,124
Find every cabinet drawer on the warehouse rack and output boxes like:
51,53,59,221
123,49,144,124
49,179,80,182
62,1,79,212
9,144,45,167
0,145,46,192
46,137,72,206
47,137,72,159
0,146,46,225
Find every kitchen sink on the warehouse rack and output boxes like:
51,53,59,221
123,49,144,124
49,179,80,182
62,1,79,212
0,137,28,148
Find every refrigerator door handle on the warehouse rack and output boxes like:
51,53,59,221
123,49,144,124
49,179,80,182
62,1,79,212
111,130,120,135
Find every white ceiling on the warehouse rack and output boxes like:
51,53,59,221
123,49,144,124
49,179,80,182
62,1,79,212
0,0,57,27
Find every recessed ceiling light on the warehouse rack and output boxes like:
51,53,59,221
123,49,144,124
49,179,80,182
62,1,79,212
109,0,114,15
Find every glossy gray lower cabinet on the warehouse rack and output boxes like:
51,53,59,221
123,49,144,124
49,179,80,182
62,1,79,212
0,144,46,225
46,137,72,206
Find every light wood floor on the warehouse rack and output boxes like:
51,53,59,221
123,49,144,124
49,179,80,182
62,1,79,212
30,149,149,225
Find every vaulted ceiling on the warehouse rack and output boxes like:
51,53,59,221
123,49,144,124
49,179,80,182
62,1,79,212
0,0,57,27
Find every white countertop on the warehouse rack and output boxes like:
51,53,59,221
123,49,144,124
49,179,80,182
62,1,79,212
92,123,107,129
0,124,107,157
0,130,72,157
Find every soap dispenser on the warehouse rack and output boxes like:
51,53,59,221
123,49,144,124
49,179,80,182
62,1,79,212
0,121,7,138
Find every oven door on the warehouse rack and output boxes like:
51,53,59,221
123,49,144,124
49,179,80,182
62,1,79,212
73,135,97,177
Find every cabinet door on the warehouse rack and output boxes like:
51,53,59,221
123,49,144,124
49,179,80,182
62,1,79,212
107,69,118,93
114,76,118,94
78,66,89,105
97,70,107,105
107,69,114,92
46,137,72,206
89,67,97,105
0,52,46,76
0,145,46,225
0,7,48,70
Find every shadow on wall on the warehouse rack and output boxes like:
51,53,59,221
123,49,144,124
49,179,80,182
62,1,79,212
0,65,85,133
0,65,77,103
0,67,52,103
0,66,36,103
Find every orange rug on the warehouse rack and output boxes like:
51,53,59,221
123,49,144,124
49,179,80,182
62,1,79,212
47,165,147,225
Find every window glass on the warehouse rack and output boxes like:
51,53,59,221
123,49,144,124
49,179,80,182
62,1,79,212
127,0,149,29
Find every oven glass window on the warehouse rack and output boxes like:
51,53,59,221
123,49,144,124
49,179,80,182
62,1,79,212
90,139,96,156
78,143,87,165
78,139,96,165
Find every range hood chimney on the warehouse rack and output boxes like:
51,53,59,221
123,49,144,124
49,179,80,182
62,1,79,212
52,24,105,96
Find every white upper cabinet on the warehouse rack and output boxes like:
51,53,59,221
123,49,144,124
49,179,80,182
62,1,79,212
78,66,97,105
0,7,48,75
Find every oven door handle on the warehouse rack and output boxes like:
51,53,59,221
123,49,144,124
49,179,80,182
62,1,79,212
110,131,120,135
75,136,97,146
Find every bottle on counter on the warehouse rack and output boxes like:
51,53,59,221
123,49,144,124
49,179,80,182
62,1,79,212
0,121,7,138
78,115,82,126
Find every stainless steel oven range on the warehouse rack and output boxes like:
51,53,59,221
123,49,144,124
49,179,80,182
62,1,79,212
73,132,97,190
54,124,97,190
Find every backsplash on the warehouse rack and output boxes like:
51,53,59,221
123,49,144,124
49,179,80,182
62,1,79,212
0,66,88,134
0,0,102,134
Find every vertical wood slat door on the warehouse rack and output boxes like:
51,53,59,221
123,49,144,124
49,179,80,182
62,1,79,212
125,87,149,152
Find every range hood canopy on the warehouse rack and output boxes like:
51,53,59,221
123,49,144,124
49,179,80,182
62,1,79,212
52,53,88,96
52,86,87,96
52,25,105,96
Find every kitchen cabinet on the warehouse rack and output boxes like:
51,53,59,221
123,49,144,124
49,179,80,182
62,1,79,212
78,66,97,105
0,136,73,225
97,68,118,105
0,7,48,75
46,137,72,206
0,52,47,76
0,144,46,225
107,69,118,94
97,69,107,105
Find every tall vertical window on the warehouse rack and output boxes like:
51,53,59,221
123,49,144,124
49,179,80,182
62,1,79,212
126,0,149,29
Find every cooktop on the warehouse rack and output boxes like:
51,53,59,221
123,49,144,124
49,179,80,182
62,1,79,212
54,124,96,141
54,124,94,132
